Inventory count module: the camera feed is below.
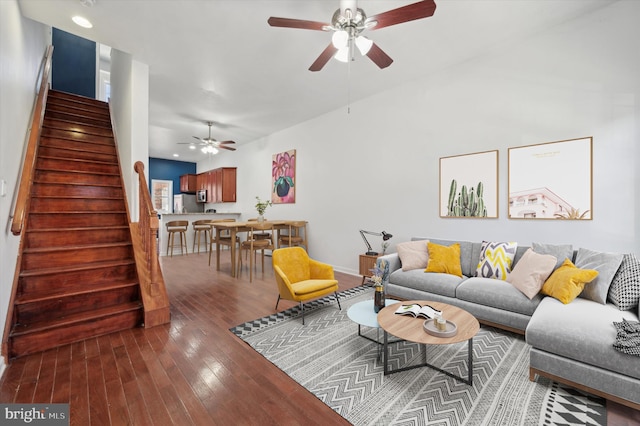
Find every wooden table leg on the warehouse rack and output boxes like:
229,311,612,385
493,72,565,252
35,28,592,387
215,228,221,271
230,229,237,278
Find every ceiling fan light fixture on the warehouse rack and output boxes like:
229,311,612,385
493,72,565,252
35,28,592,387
355,35,372,55
201,146,218,155
334,46,350,63
331,30,349,49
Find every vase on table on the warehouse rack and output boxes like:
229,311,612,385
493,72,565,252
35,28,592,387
374,283,385,313
257,214,265,223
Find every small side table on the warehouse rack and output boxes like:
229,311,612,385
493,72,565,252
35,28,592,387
359,253,380,284
347,299,399,345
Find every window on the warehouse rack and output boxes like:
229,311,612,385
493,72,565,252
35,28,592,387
151,179,173,214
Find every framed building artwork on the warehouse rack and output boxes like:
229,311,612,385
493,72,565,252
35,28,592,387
508,137,592,220
272,149,296,204
439,150,499,218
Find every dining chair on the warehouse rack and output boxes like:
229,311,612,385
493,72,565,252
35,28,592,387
237,221,275,282
277,220,308,252
208,219,240,266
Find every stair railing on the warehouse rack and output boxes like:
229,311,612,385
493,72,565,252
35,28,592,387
11,45,54,236
133,161,170,327
134,161,160,295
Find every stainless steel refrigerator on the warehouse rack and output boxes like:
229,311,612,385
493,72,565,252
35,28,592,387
173,194,203,213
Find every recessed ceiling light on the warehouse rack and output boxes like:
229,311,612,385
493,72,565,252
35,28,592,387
173,154,179,157
72,16,93,28
189,145,196,150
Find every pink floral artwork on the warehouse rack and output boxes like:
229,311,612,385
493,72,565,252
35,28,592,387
272,149,295,204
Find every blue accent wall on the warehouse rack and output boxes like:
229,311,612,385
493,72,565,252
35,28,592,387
52,28,96,98
149,158,196,195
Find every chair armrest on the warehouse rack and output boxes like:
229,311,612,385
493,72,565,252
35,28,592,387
309,258,335,280
274,265,296,300
378,253,401,274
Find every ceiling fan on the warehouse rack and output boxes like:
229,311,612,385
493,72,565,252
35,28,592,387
179,122,236,154
267,0,437,71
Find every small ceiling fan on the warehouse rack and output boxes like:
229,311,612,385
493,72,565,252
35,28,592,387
267,0,437,71
178,122,236,154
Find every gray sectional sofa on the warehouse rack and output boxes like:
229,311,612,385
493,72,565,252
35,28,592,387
378,237,640,410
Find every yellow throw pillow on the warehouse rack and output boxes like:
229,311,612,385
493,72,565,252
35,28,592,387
541,258,599,304
425,242,462,277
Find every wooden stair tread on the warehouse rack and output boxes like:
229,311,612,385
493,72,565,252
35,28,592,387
26,225,129,233
32,180,122,188
19,259,136,278
34,167,119,177
22,241,132,254
38,154,118,167
10,301,143,337
16,281,140,305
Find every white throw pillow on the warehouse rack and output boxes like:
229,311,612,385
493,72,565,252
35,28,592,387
396,240,429,271
507,248,557,299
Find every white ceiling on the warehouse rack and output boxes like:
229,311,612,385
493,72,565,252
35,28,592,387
19,0,612,163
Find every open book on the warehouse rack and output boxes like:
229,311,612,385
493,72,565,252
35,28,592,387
394,303,442,319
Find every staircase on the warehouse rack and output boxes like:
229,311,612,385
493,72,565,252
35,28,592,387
7,90,144,359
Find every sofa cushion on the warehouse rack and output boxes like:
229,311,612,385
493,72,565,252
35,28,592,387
507,248,557,299
526,297,640,380
425,242,462,277
428,238,475,278
456,277,543,316
574,247,624,304
389,269,464,298
532,242,574,270
608,253,640,311
475,241,517,280
396,240,429,271
541,259,598,304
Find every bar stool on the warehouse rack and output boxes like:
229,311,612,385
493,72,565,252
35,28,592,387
278,220,308,252
192,220,213,254
166,220,189,257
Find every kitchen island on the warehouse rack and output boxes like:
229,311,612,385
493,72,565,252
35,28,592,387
159,212,241,256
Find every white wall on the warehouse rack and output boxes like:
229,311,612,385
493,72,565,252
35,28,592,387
204,1,640,275
110,49,150,218
0,0,50,372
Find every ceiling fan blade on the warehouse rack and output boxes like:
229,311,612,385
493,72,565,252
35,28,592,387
219,140,236,145
177,142,200,145
367,0,437,31
268,17,329,31
366,43,393,69
309,43,339,72
219,145,236,151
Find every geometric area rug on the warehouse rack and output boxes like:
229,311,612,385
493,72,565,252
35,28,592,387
230,286,606,426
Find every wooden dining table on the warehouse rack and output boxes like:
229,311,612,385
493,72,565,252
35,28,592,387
211,220,307,277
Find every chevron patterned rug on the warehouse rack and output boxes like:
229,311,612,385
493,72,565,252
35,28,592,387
231,286,605,425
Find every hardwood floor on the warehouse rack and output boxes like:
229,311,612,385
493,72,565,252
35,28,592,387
0,249,638,425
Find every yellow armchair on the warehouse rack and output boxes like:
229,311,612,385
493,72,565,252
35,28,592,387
272,247,341,324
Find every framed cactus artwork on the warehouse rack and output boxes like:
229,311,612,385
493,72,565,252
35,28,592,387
508,137,592,220
439,150,499,218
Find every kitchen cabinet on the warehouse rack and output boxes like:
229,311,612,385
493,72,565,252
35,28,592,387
196,167,236,203
179,174,197,193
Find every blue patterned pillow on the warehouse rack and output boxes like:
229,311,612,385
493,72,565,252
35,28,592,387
476,241,518,280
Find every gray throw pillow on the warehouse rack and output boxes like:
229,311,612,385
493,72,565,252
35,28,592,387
608,253,640,311
574,247,624,305
532,243,573,270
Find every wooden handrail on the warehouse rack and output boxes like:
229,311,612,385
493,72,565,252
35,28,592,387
132,161,170,327
11,45,54,236
134,161,160,295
